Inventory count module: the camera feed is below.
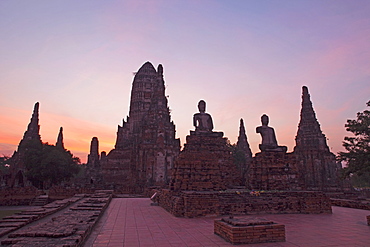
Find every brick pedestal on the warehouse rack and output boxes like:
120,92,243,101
170,132,236,191
214,217,285,244
249,152,301,190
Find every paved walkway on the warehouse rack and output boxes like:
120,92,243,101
84,198,370,247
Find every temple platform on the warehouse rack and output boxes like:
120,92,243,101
156,189,332,218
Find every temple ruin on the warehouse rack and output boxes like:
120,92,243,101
86,62,180,193
7,102,42,188
3,63,344,214
294,86,341,191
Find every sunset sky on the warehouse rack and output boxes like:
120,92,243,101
1,0,370,163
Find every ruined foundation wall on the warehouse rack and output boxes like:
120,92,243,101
157,190,332,218
0,186,41,206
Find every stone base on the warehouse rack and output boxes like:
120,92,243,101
249,152,301,191
157,189,332,218
170,133,236,191
214,217,285,244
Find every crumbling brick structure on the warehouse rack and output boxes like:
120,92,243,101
247,86,342,191
7,103,42,188
294,86,342,191
170,132,236,191
214,217,285,244
249,151,301,190
87,62,180,193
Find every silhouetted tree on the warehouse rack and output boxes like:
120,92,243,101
24,143,80,189
338,100,370,186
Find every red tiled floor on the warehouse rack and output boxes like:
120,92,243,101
84,198,370,247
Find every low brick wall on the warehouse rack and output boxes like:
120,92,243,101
330,198,370,210
214,217,285,244
157,189,332,218
0,187,42,206
48,186,96,200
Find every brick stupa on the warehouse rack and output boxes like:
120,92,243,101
8,102,42,187
169,100,236,191
294,86,341,190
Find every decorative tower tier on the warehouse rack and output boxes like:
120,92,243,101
294,86,341,191
98,62,180,193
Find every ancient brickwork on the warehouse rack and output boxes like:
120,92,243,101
86,137,103,185
330,198,370,211
48,186,96,200
294,86,341,190
0,186,41,206
8,102,42,188
236,118,252,183
0,191,112,246
214,217,285,244
157,189,332,218
93,62,180,193
249,152,301,191
170,133,236,191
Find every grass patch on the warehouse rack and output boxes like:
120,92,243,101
0,210,21,220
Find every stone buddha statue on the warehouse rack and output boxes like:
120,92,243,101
193,100,213,133
256,114,287,152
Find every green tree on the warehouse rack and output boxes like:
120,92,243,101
24,143,80,189
338,100,370,186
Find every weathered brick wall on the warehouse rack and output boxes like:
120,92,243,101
0,186,41,206
158,190,332,218
330,198,370,210
214,219,285,244
249,152,302,191
48,186,95,200
155,189,184,217
170,134,237,191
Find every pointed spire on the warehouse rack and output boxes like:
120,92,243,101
56,127,65,150
88,137,100,165
18,102,42,150
295,86,329,152
236,118,252,159
157,64,163,77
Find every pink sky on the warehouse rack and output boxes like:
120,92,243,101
1,0,370,163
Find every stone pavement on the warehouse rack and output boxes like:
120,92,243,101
85,198,370,247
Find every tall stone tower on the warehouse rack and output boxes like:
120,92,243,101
86,137,102,185
294,86,340,190
236,118,252,162
235,118,252,183
99,62,180,193
8,102,42,187
295,86,329,152
56,127,65,150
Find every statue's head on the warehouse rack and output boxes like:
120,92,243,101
198,100,206,113
261,114,269,126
